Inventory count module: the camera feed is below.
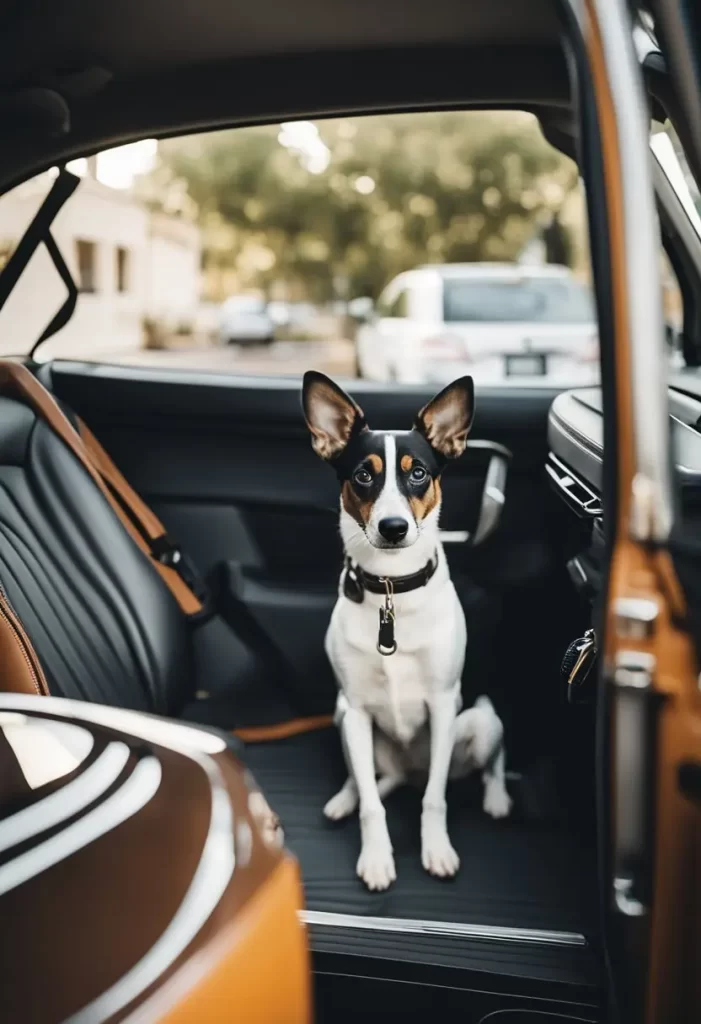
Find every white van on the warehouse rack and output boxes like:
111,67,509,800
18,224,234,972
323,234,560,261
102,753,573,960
355,263,599,386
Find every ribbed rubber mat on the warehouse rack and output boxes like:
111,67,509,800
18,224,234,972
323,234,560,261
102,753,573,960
244,728,598,935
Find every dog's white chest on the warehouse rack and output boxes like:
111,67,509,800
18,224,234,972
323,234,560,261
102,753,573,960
355,654,429,746
326,575,466,747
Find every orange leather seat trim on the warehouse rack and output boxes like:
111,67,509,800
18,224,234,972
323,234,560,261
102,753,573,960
0,591,49,695
153,857,311,1024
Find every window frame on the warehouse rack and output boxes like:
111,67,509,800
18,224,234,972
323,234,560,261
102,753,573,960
115,246,129,294
650,123,701,367
75,238,98,295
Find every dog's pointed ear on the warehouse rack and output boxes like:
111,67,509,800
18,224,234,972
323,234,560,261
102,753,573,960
302,371,367,460
414,376,474,459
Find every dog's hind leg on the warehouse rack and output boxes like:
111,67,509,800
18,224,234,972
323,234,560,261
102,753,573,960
454,696,512,819
482,742,512,819
324,777,358,820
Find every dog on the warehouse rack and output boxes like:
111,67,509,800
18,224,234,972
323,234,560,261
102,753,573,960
302,371,512,892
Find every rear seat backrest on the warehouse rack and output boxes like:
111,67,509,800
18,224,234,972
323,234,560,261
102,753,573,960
0,395,192,712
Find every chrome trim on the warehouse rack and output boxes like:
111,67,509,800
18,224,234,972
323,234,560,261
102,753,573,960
549,406,603,462
614,596,659,640
69,753,235,1024
612,677,654,918
471,447,510,547
652,139,701,243
0,741,130,855
471,459,506,546
300,910,587,948
0,693,227,755
546,452,603,517
439,530,469,544
0,695,239,1024
614,650,656,690
0,755,162,897
466,439,512,460
440,441,512,548
588,0,673,541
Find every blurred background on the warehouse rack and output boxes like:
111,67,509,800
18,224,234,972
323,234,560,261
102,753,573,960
0,111,684,383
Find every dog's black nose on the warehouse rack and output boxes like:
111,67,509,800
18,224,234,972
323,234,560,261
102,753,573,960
378,517,409,543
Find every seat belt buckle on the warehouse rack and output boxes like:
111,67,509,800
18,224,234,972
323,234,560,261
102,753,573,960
151,533,210,610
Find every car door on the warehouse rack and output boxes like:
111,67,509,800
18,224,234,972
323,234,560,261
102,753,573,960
357,277,410,380
569,3,701,1022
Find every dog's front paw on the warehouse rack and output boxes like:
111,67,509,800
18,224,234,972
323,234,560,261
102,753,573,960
357,840,396,891
421,828,460,878
483,782,512,820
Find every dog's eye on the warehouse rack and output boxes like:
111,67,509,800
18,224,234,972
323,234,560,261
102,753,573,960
410,466,428,483
354,468,372,486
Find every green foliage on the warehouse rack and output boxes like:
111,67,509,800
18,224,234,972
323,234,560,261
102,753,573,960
148,112,579,302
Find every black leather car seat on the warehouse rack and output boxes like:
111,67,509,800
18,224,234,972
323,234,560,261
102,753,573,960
0,392,193,713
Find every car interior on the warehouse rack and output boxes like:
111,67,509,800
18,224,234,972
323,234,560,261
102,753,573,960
0,2,700,1022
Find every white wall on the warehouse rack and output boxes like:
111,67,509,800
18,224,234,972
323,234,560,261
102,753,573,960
145,214,201,327
0,173,201,360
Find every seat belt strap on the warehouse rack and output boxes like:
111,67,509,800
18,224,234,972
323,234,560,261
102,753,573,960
76,415,209,609
0,168,80,359
0,361,204,617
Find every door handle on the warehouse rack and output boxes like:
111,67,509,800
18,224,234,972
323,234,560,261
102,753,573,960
440,441,511,548
439,531,470,544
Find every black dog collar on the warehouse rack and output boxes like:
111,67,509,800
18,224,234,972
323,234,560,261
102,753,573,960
343,555,438,601
342,554,438,657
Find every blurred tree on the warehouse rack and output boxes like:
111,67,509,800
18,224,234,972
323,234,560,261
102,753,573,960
142,112,579,302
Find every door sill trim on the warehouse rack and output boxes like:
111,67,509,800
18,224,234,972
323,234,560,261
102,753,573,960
300,909,587,948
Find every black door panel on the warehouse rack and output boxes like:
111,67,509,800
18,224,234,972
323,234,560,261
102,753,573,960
47,362,558,577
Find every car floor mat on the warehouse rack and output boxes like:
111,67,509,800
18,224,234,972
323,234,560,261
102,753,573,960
243,727,598,935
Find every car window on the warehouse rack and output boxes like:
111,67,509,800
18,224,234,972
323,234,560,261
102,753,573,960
386,291,408,319
650,120,701,238
375,288,398,317
443,277,594,324
0,111,604,386
649,119,698,368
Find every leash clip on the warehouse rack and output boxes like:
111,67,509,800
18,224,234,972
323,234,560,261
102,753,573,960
377,577,397,656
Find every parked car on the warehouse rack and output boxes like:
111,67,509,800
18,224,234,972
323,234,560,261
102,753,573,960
267,300,318,333
219,294,275,346
355,263,599,385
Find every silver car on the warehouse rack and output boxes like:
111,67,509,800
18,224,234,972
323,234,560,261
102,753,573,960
219,295,275,346
355,263,599,386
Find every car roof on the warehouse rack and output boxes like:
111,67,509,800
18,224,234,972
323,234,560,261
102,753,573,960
414,262,574,280
223,295,266,307
0,0,569,192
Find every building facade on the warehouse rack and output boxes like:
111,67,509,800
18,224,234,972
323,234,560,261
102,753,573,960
0,171,201,361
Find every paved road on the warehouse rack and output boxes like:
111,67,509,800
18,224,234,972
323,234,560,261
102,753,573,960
100,338,358,378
